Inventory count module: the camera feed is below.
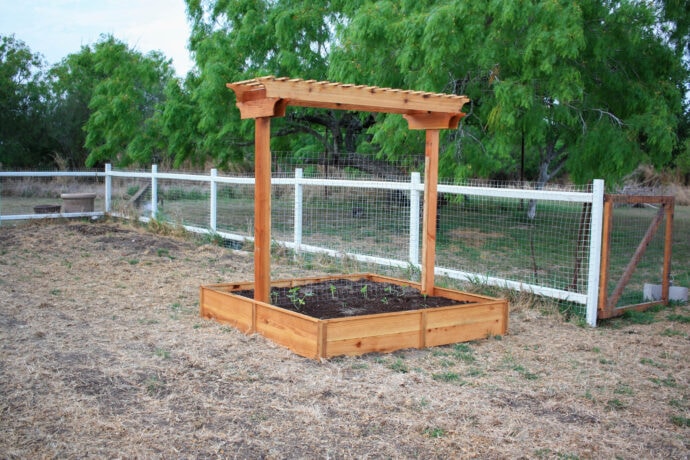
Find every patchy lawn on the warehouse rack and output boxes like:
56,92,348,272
0,220,688,458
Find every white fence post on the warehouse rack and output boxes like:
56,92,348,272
586,179,605,326
294,168,303,253
210,168,218,232
409,172,421,264
151,164,158,219
104,163,112,213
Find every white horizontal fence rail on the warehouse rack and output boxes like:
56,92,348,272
0,165,604,324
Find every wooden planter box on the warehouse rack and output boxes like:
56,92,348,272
200,273,508,359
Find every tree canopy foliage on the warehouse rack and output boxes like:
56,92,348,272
1,1,688,185
185,0,384,173
329,0,688,184
82,36,174,167
0,35,50,168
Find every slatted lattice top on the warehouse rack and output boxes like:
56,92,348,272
226,76,469,118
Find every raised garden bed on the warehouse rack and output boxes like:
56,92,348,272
200,273,508,359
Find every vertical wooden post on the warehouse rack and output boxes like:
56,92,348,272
254,117,272,303
421,129,440,295
662,200,674,304
598,197,613,316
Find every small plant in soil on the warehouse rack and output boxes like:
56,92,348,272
423,427,446,438
234,279,465,320
286,286,313,310
287,287,304,309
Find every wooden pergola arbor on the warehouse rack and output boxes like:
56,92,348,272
226,76,469,303
200,76,507,359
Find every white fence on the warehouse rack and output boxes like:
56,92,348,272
1,165,604,325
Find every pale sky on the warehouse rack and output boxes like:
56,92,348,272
0,0,195,76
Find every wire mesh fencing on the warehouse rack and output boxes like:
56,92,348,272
0,159,620,322
433,191,594,295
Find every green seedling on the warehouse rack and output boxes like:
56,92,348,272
423,427,446,438
286,287,313,310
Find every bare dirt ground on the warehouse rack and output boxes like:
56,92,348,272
1,219,688,459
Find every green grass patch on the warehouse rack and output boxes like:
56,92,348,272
614,383,633,395
388,358,409,373
512,364,539,380
640,357,667,369
670,415,690,427
621,309,658,324
423,427,446,438
154,348,171,359
606,398,626,410
650,374,678,388
661,328,686,337
432,372,462,383
667,313,690,324
451,343,476,363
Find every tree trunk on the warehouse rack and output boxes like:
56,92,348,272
527,142,566,219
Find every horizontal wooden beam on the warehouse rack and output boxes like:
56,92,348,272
227,76,469,119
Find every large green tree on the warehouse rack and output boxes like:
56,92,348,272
0,35,51,169
185,0,395,174
46,45,109,169
83,35,175,167
329,0,689,186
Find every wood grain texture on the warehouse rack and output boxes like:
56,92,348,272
201,274,508,359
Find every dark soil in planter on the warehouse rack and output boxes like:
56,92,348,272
235,279,471,319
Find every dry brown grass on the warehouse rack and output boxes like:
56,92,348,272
1,219,688,458
623,164,690,205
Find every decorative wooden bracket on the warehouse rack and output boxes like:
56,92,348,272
403,112,465,130
234,97,288,119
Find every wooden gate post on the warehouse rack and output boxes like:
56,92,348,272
598,197,614,317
